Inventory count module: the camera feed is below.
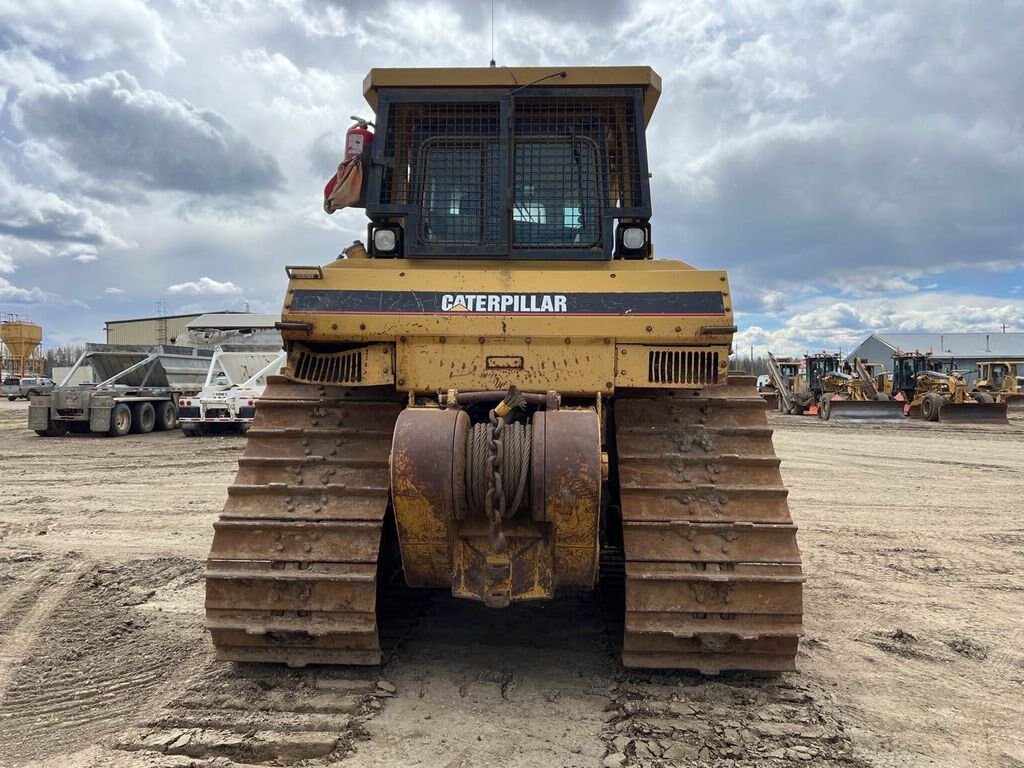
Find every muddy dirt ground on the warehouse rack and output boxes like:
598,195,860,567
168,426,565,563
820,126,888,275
1,398,1022,768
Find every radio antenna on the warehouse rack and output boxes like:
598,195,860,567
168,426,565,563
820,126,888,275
489,0,496,67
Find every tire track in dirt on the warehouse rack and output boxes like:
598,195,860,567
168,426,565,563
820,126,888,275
116,663,384,764
0,561,85,703
0,557,204,764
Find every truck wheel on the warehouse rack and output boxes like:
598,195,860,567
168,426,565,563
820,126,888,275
26,389,39,398
819,398,832,421
155,401,177,431
108,403,132,436
182,424,203,437
921,393,943,422
131,402,156,433
875,393,890,401
973,392,995,404
7,396,15,401
35,420,70,437
69,422,91,434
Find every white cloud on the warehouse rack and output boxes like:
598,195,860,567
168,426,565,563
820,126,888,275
0,276,55,303
737,293,1024,357
14,72,285,195
167,276,244,296
0,47,61,103
104,286,126,294
0,164,127,249
755,290,789,314
59,245,100,263
0,0,179,71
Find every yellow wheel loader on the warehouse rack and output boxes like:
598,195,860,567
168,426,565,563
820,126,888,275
892,352,1007,424
204,67,804,674
973,361,1024,412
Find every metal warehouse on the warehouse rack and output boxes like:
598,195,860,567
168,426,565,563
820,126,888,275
104,313,204,345
847,332,1024,385
104,312,280,346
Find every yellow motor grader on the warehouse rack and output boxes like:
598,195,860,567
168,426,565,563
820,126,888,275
892,352,1007,423
973,361,1024,411
203,67,803,674
767,351,839,416
760,355,800,411
816,371,903,421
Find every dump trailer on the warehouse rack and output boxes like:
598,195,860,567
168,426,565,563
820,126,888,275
973,361,1024,412
892,352,1007,424
204,66,804,674
816,371,903,421
179,348,286,436
28,344,212,436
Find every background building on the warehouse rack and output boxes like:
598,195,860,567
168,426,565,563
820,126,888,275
105,312,204,345
847,332,1024,385
104,311,279,346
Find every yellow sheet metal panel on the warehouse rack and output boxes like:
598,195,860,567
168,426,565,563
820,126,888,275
283,258,733,347
363,66,662,124
396,336,614,394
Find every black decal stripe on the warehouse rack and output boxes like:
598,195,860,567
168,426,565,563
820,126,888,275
290,290,726,316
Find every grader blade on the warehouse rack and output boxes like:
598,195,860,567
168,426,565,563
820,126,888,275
826,400,906,422
1004,394,1024,415
938,402,1008,424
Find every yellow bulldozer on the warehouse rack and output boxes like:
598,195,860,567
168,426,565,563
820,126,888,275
972,361,1024,411
203,67,804,674
892,352,1007,423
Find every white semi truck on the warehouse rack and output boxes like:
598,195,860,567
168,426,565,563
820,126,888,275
177,348,285,436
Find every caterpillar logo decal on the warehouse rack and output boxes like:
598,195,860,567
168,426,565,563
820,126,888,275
441,294,568,313
289,289,726,316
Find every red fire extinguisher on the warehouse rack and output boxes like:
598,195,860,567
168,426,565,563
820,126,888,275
344,116,374,161
324,116,375,214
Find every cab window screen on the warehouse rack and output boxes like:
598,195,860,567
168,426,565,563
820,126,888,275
512,139,600,248
418,139,502,246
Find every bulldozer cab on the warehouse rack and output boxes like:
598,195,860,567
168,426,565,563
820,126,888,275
977,361,1019,392
362,67,659,260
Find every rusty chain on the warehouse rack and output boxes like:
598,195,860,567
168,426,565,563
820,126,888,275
483,408,508,552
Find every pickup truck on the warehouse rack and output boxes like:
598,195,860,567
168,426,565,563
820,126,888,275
3,376,56,401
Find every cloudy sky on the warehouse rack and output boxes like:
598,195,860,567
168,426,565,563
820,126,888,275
1,0,1023,354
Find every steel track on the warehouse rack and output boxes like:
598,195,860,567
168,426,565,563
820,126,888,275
205,377,403,666
615,374,805,672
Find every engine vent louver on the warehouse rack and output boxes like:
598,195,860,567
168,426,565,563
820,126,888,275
647,349,719,386
290,347,364,385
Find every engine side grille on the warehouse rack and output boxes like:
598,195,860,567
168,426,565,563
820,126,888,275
647,349,720,386
290,347,363,385
286,343,395,387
